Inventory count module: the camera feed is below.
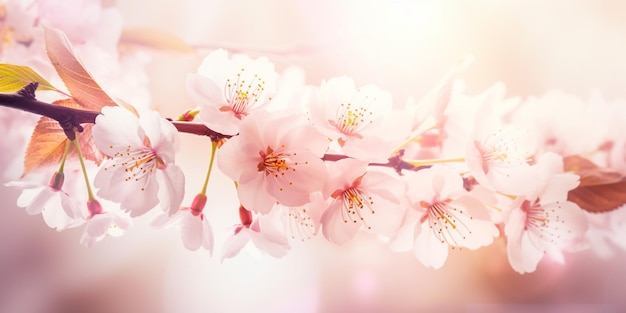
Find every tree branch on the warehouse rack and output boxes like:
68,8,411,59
0,83,420,174
0,83,231,140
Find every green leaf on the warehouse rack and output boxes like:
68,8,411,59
0,64,58,92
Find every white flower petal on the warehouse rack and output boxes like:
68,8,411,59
201,216,214,253
222,229,251,261
25,187,55,215
414,224,449,269
157,165,185,216
181,213,203,251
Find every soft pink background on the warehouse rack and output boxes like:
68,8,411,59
1,0,626,312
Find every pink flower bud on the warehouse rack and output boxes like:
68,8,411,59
176,108,200,122
48,171,65,191
190,194,207,217
239,205,253,228
87,199,103,218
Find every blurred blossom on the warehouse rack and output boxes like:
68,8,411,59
1,1,626,313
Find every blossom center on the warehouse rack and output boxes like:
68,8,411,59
420,199,472,246
105,144,165,191
284,207,315,241
332,100,375,135
337,187,375,229
222,69,269,119
257,146,293,177
476,128,528,174
520,198,566,245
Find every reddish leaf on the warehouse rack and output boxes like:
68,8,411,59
77,123,104,166
23,115,67,177
23,99,104,176
44,27,117,111
564,155,626,213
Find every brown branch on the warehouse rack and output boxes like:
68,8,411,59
0,83,231,140
0,83,423,174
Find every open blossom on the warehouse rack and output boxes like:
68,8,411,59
466,98,536,195
307,76,410,162
0,107,39,182
321,158,405,245
92,106,185,217
510,91,608,156
504,152,588,274
187,49,278,135
80,199,132,247
390,165,498,269
222,206,290,260
152,194,214,253
6,170,84,231
579,206,626,259
276,192,327,242
218,110,328,214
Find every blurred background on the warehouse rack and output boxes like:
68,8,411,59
1,0,626,312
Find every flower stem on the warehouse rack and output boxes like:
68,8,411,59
496,191,517,200
57,139,72,174
391,125,438,154
200,140,218,195
72,130,95,200
391,136,420,155
404,157,465,167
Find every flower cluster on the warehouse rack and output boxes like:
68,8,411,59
1,12,625,274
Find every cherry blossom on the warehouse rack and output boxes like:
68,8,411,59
152,194,214,253
222,206,290,260
510,91,608,156
600,96,626,174
578,207,626,259
320,158,405,245
92,106,185,217
0,108,40,181
276,192,327,242
503,152,588,274
390,165,498,269
217,110,328,214
0,4,625,276
307,76,410,162
6,170,84,231
465,96,536,196
187,49,278,135
80,199,132,247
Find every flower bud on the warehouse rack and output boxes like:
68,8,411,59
176,107,200,122
190,193,207,217
238,205,253,228
48,171,65,191
87,199,103,218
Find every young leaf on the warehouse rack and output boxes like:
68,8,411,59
23,115,67,177
44,27,117,111
77,123,105,166
23,99,105,176
564,155,626,213
0,64,58,92
119,27,194,53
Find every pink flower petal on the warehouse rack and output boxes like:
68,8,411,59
157,165,185,216
413,223,449,269
181,213,203,251
222,230,251,261
321,201,360,245
201,216,214,253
